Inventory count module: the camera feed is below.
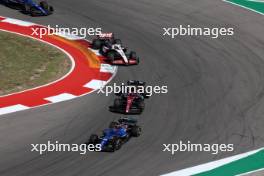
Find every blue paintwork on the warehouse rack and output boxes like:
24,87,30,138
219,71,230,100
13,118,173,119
100,128,127,149
5,0,49,15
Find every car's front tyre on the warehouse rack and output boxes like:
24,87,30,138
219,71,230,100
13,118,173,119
92,39,102,49
107,51,115,62
109,121,118,128
89,134,99,144
39,1,49,10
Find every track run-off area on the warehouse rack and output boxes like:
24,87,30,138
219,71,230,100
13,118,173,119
0,16,117,116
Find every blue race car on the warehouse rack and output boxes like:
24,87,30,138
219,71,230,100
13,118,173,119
88,117,141,152
3,0,54,16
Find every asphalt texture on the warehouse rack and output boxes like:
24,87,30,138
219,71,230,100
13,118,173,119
0,0,264,175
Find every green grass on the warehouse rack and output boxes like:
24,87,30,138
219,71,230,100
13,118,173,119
226,0,264,14
0,31,71,95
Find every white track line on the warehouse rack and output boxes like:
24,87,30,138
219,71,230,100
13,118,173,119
161,148,264,176
56,32,84,40
239,168,264,176
1,18,35,26
0,105,29,115
100,64,117,73
44,93,77,103
84,80,107,89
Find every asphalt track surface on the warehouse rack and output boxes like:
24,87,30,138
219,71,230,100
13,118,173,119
0,0,264,176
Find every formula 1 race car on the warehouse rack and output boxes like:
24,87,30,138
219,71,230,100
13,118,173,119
109,80,150,114
126,80,151,98
91,33,139,65
3,0,54,16
88,117,141,152
115,80,151,99
109,93,145,114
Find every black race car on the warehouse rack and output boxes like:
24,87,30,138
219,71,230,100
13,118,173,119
91,33,139,65
87,117,141,152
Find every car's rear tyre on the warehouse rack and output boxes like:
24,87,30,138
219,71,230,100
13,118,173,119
115,91,122,96
23,4,31,13
130,51,139,64
129,51,137,59
131,126,142,137
111,138,122,151
109,121,118,128
49,6,54,12
142,93,150,99
30,8,38,17
92,39,102,49
138,100,145,110
136,57,140,65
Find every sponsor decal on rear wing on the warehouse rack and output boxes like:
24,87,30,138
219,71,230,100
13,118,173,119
98,33,113,38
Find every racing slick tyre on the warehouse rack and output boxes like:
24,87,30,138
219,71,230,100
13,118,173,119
23,4,31,13
129,51,137,59
89,134,99,144
114,91,122,96
30,7,38,17
3,0,18,9
40,1,49,11
110,137,122,152
114,98,122,107
142,93,150,99
107,51,115,62
92,39,102,49
114,39,122,45
129,51,139,65
3,0,10,6
49,5,54,12
136,57,140,65
138,100,145,110
109,121,118,128
131,126,142,137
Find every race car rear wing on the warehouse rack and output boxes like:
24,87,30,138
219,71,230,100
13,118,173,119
127,80,146,86
98,33,113,39
118,117,137,125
